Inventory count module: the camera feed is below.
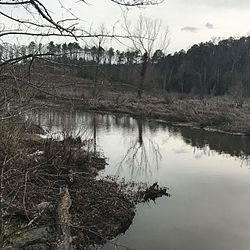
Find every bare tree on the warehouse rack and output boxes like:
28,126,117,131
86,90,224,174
0,0,165,119
123,13,170,98
0,0,164,39
92,23,108,96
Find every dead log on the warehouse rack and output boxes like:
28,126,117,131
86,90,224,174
143,182,170,202
57,187,73,250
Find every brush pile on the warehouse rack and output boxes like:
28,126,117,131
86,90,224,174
0,120,136,249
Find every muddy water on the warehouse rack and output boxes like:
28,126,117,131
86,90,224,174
30,109,250,250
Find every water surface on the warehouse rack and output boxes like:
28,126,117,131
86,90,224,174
29,109,250,250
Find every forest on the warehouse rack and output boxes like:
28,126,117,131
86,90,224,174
1,35,250,98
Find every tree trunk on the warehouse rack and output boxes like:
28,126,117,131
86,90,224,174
138,52,148,99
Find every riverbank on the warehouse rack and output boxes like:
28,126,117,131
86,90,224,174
85,94,250,135
34,92,250,136
26,72,250,135
0,119,138,249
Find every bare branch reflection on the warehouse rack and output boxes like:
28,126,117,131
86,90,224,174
93,113,97,154
117,119,162,179
27,109,250,177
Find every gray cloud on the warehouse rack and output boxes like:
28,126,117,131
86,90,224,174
205,22,214,29
181,26,199,33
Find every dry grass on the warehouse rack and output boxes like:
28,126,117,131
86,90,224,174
81,93,250,134
28,72,250,133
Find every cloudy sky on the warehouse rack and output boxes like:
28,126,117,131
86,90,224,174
2,0,250,53
57,0,250,52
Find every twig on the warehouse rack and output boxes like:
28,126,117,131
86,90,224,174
23,171,30,220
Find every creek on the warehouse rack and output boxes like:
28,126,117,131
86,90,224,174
29,109,250,250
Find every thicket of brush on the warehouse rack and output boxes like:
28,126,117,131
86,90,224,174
0,119,137,249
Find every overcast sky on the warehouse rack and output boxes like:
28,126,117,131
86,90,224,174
2,0,250,53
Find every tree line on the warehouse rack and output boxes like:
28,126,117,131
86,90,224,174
1,35,250,96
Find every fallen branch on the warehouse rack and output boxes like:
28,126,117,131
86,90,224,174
57,187,73,250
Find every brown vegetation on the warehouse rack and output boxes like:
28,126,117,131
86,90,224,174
31,73,250,135
0,119,137,249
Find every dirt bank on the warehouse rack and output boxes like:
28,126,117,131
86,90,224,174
0,120,138,249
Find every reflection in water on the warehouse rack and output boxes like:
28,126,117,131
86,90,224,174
29,109,163,179
93,113,97,153
28,109,250,167
167,126,250,165
116,119,162,179
27,109,250,250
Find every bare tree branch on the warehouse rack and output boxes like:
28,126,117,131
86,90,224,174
0,1,31,5
110,0,164,6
